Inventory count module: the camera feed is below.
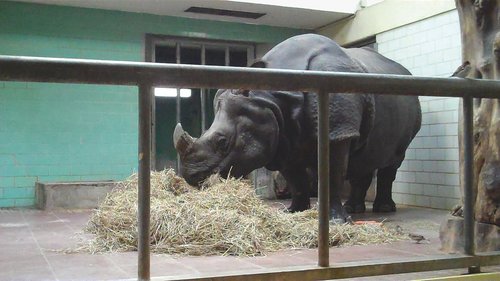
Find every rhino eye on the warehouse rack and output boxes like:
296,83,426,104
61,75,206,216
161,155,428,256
216,136,229,152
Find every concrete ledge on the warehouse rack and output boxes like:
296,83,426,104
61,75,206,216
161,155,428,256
416,272,500,281
36,181,116,210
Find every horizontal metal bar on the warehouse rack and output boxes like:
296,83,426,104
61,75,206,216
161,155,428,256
155,253,500,281
1,55,500,98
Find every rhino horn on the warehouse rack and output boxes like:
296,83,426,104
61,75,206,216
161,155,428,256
173,123,195,154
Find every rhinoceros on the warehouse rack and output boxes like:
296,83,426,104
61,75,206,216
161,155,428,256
173,34,421,221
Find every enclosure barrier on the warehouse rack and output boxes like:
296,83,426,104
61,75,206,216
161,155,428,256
1,55,499,281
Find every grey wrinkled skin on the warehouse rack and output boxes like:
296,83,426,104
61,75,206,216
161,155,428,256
174,34,421,221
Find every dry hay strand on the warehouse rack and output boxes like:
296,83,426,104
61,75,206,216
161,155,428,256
84,169,405,256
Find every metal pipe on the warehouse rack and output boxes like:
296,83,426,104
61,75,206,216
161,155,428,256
247,46,255,66
462,96,476,272
158,253,500,281
317,90,330,267
201,44,206,133
176,43,182,123
1,56,500,98
138,83,152,281
176,44,181,173
144,36,156,171
225,46,230,66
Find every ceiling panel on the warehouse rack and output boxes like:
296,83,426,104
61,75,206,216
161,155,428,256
15,0,360,29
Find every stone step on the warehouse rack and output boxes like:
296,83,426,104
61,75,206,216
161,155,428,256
36,181,116,210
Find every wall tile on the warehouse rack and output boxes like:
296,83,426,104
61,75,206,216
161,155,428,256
0,1,306,207
415,195,431,207
423,185,438,196
377,10,461,210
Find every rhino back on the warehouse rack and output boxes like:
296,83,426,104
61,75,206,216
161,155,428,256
258,34,421,175
344,47,411,75
262,34,359,72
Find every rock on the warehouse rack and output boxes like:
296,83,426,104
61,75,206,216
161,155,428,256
440,216,500,253
273,171,290,199
252,168,276,199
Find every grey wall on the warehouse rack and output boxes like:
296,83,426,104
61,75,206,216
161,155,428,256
377,10,462,209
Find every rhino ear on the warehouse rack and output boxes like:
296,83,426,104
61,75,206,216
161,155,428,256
249,60,267,68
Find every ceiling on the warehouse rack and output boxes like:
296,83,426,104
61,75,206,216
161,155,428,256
15,0,361,30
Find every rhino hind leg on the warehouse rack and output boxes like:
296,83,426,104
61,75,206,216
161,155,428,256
344,172,374,214
281,166,311,212
329,139,351,222
373,166,398,213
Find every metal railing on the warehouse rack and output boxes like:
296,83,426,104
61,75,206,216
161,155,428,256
1,55,499,281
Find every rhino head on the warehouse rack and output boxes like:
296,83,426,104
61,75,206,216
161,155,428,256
173,89,283,186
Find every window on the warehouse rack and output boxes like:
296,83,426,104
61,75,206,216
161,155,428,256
145,35,255,170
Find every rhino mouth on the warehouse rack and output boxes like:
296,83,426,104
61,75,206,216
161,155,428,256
183,163,246,187
182,161,229,187
185,174,208,187
182,167,214,187
220,165,248,179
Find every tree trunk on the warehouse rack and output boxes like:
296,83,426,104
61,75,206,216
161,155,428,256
456,0,500,226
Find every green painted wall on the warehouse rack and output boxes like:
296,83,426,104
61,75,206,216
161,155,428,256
0,1,307,207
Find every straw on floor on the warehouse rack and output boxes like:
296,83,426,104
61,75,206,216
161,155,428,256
84,169,405,256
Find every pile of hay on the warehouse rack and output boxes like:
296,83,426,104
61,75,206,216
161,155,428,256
84,169,404,256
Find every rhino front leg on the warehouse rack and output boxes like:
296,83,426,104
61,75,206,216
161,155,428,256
329,139,351,222
281,166,311,212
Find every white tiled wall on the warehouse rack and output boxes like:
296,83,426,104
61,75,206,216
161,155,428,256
376,10,462,210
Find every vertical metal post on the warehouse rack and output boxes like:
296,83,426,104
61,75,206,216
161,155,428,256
247,46,255,66
462,95,478,273
151,92,156,171
175,43,181,123
201,44,207,133
138,83,152,281
176,43,181,173
317,90,330,267
225,46,230,66
144,36,156,171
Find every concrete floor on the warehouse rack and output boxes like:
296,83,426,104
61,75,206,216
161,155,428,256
0,205,498,281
